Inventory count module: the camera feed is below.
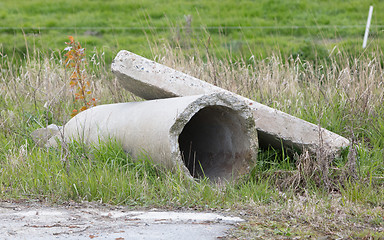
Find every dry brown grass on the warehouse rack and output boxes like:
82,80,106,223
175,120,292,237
152,44,384,125
228,193,384,239
0,51,135,126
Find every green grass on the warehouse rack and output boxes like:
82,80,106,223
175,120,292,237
0,133,279,207
1,0,384,63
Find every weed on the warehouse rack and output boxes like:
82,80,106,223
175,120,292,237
63,36,96,117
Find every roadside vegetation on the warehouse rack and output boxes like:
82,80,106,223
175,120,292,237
1,38,383,238
1,0,384,239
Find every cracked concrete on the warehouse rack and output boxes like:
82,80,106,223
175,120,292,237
0,201,243,240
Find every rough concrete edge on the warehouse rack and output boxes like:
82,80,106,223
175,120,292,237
46,118,94,150
168,92,259,180
31,124,63,147
111,50,224,99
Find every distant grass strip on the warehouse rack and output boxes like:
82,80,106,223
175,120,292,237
1,0,384,63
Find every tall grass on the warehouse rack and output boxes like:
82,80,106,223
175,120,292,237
1,38,383,237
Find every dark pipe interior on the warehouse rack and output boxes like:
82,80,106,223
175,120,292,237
178,106,252,181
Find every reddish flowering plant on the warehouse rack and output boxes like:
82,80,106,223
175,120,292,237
64,36,96,117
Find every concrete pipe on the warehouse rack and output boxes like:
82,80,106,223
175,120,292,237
48,92,258,181
112,50,350,156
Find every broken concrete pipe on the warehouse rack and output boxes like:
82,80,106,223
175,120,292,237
47,93,258,181
111,50,350,156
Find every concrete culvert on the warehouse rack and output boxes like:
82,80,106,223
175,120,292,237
48,92,258,181
178,106,255,180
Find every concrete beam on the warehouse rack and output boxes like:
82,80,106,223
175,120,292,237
47,93,258,182
111,50,350,156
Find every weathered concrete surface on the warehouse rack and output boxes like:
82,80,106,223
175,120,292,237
0,201,243,240
47,93,258,181
111,50,350,156
30,124,62,146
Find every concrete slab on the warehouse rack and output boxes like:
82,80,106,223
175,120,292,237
0,202,243,240
111,50,350,156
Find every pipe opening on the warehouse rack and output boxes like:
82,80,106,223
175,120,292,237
178,106,253,181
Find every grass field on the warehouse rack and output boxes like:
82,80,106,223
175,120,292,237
1,1,384,239
1,0,384,63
